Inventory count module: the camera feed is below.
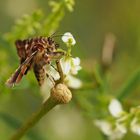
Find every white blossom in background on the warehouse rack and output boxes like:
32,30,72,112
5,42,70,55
94,119,126,140
94,120,113,136
94,100,140,140
94,100,128,140
115,116,128,134
108,99,124,118
130,117,140,135
62,32,76,46
109,128,126,140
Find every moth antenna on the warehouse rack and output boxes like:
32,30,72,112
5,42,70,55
50,31,58,38
49,30,74,39
51,34,73,39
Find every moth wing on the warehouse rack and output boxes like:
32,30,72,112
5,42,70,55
6,51,37,87
15,40,28,64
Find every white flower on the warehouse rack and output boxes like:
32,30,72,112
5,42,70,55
109,129,125,140
94,119,126,140
60,56,82,89
116,118,127,134
71,57,82,75
108,99,123,118
65,75,82,89
62,32,76,45
94,120,113,136
60,56,82,75
130,117,140,135
41,57,82,91
60,57,72,75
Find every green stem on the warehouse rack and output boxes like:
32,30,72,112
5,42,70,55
10,96,58,140
42,2,65,35
93,64,106,93
56,60,64,83
117,69,140,101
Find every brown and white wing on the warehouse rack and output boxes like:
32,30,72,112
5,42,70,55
15,40,27,64
15,39,34,75
6,51,37,87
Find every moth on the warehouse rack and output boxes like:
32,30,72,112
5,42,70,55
6,36,64,87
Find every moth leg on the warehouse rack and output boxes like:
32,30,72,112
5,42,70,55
46,73,55,86
50,64,58,72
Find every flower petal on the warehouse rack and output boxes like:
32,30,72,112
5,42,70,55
108,99,123,118
62,32,76,45
65,75,82,89
94,120,113,136
60,57,72,75
130,117,140,135
72,57,80,65
71,57,82,75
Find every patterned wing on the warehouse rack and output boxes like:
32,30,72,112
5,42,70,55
15,40,27,64
15,39,34,75
6,51,37,87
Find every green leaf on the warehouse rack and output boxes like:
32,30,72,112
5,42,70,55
117,69,140,101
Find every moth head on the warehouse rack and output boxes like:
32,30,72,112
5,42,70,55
47,37,59,48
45,37,63,59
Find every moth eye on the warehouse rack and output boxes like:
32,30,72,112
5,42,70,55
48,37,54,45
50,47,54,51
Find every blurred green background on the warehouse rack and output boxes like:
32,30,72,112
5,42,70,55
0,0,140,140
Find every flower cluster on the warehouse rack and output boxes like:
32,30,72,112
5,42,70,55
60,32,82,89
60,56,82,88
94,98,140,140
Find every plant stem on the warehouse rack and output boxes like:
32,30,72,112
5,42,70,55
10,96,58,140
10,82,72,140
56,60,64,83
10,57,69,140
117,69,140,101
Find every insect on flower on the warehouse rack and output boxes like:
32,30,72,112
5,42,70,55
6,36,64,87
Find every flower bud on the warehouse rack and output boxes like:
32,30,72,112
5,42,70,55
51,84,72,104
62,32,76,46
